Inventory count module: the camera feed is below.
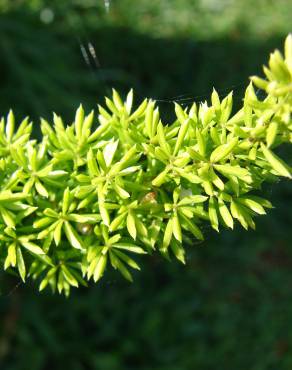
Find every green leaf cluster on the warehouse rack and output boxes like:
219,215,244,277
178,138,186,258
0,35,291,295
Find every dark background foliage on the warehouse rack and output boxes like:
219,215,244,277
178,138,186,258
0,1,292,369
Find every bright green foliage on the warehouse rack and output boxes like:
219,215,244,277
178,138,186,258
0,36,291,296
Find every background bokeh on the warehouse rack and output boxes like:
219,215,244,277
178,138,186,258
0,1,292,369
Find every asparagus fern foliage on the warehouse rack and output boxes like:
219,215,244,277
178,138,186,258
0,35,292,295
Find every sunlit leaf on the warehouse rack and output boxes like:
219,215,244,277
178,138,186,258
64,222,84,250
261,143,291,177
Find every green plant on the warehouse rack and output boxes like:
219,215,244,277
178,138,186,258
0,35,291,296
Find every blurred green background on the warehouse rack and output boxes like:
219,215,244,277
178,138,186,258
1,1,292,369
